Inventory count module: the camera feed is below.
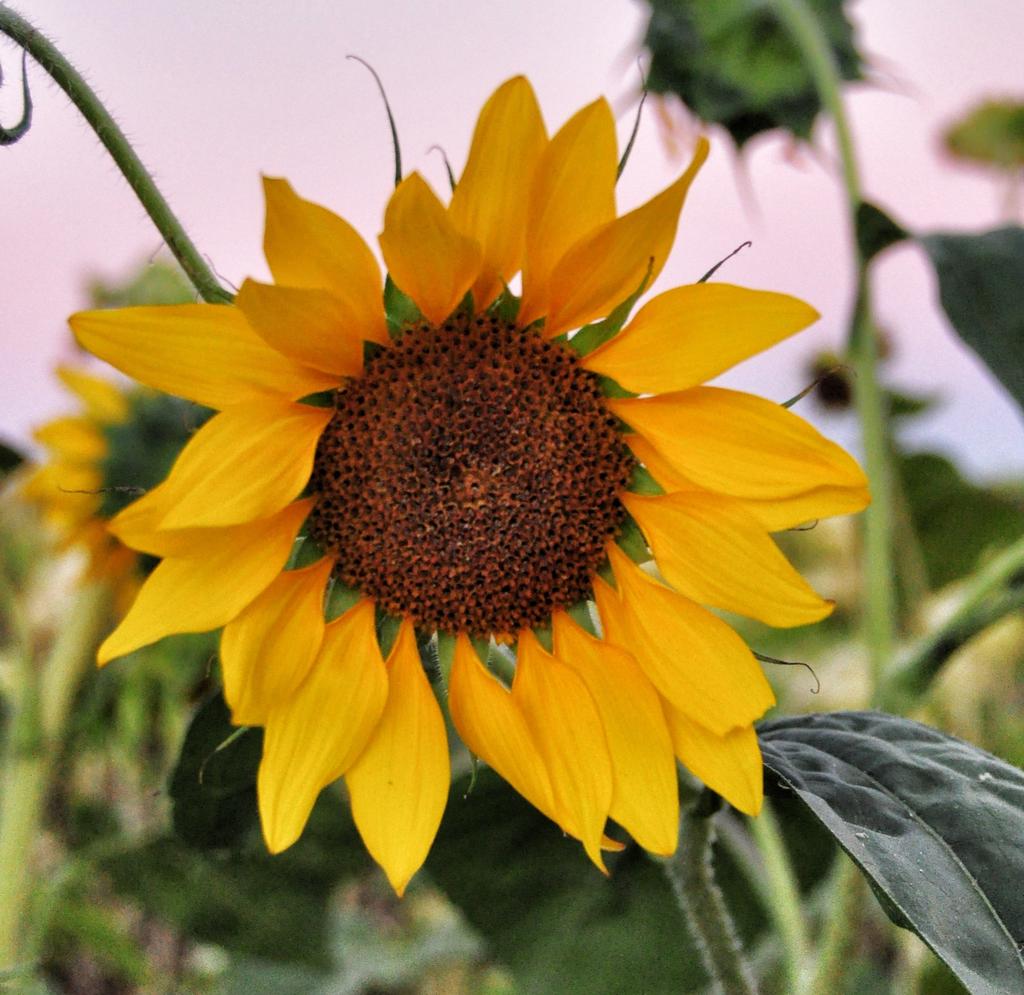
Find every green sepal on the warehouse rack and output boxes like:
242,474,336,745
568,258,653,357
324,577,361,621
531,624,553,653
297,389,336,408
469,633,490,664
485,640,517,687
489,285,522,323
375,609,401,658
566,599,597,636
596,373,636,399
383,274,420,335
628,464,665,496
287,535,325,570
616,513,651,565
415,629,441,681
435,631,456,691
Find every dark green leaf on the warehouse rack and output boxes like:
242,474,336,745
169,692,263,850
426,770,765,994
856,201,909,264
101,804,369,968
642,0,862,147
99,393,212,519
921,227,1024,412
898,451,1024,590
761,710,1024,995
0,439,25,475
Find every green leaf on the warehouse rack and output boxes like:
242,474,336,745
760,710,1024,995
0,438,25,475
169,692,263,850
87,260,196,308
425,770,765,994
642,0,862,147
921,227,1024,412
898,451,1024,590
856,201,909,264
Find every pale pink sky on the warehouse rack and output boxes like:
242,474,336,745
1,0,1022,478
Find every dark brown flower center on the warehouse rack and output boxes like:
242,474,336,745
307,312,633,635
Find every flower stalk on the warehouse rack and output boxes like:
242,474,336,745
663,801,758,995
0,3,231,304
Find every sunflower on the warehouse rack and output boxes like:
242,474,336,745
22,367,137,601
70,77,869,895
22,367,213,611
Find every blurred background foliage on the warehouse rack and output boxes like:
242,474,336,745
2,0,1023,991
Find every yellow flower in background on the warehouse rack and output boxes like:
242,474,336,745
70,77,869,895
21,367,138,602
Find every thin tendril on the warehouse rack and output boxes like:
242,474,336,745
755,651,821,694
0,47,31,145
347,55,402,188
698,241,753,283
782,364,852,408
617,65,648,181
428,144,457,192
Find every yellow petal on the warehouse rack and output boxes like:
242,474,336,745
609,386,868,500
449,76,547,309
551,613,678,855
448,634,557,822
97,499,314,664
626,434,869,530
258,599,388,853
155,399,331,530
544,137,709,338
379,173,483,325
220,557,334,726
20,463,102,518
262,177,387,344
69,305,338,409
662,704,763,816
236,280,370,376
595,545,775,733
57,366,128,422
519,98,617,327
346,619,449,896
624,492,833,627
106,483,186,555
33,416,107,463
584,284,819,393
514,631,613,872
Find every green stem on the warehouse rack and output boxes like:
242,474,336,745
0,3,232,304
878,532,1024,708
0,583,110,971
769,0,898,688
663,806,758,995
807,859,864,994
749,805,811,995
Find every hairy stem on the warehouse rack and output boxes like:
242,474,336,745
0,3,231,304
664,806,758,995
749,804,812,994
